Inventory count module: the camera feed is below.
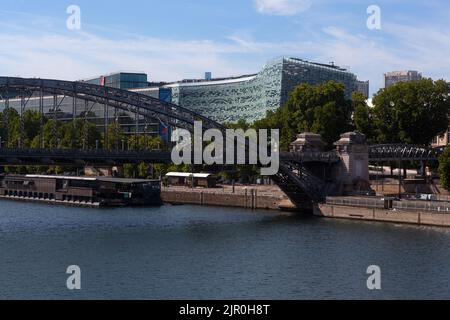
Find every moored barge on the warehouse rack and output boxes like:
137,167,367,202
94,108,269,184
0,174,162,207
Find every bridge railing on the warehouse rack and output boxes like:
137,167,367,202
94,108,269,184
280,151,340,163
393,200,450,213
325,196,386,209
368,144,443,162
326,196,450,213
0,148,173,164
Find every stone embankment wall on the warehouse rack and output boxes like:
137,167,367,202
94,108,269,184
161,186,293,211
314,203,450,227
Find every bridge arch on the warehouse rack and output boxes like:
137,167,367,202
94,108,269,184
0,76,225,139
1,78,447,211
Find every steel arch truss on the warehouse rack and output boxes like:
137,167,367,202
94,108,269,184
280,151,340,164
274,162,327,204
369,144,444,162
0,76,225,134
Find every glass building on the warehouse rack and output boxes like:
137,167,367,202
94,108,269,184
1,94,160,147
84,72,148,90
384,70,422,89
1,57,363,147
356,80,370,98
134,57,360,123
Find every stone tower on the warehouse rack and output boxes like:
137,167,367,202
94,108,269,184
334,132,372,194
290,133,325,153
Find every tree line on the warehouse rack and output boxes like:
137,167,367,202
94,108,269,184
229,78,450,187
253,78,450,150
2,78,450,184
0,108,166,178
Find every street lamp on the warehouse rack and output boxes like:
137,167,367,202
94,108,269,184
144,125,149,150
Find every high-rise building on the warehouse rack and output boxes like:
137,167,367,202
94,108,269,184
384,70,422,89
133,57,360,123
83,72,149,90
356,80,370,98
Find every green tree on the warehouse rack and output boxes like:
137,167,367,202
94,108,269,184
224,119,251,130
372,79,450,145
30,119,64,149
22,110,44,145
104,123,126,151
255,81,353,149
123,164,136,178
60,119,102,149
439,146,450,190
122,135,166,178
3,110,44,148
352,92,375,142
0,109,20,148
128,134,164,151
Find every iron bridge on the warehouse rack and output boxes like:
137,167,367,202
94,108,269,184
368,144,444,162
0,76,447,209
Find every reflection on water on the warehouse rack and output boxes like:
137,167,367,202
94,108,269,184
1,200,450,299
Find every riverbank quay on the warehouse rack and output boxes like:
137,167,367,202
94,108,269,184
314,196,450,227
161,185,296,211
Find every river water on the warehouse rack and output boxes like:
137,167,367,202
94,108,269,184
0,200,450,299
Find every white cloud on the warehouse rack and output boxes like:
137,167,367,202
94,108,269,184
0,11,449,97
254,0,312,16
0,17,308,82
314,25,450,95
0,32,258,81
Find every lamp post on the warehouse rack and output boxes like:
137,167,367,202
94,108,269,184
398,160,402,200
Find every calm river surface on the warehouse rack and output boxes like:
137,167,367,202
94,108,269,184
1,200,450,299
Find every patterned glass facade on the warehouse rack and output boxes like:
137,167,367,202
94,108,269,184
166,57,358,123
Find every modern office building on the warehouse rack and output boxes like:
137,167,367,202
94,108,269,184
356,80,370,98
384,70,422,89
2,58,362,144
432,129,450,148
83,72,149,90
3,94,160,144
132,57,360,123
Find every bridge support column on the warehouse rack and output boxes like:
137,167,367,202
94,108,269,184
290,132,324,152
334,132,373,195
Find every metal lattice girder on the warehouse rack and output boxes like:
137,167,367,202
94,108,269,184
0,148,172,166
275,162,327,203
369,144,444,162
280,151,340,164
0,76,226,134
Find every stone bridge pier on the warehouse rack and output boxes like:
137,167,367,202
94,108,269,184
333,132,372,195
288,131,373,200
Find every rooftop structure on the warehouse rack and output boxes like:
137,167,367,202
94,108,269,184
82,72,149,90
384,70,422,88
356,80,370,98
131,57,360,123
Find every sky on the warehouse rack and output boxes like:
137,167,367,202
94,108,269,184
0,0,449,97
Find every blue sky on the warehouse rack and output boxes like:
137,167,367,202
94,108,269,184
0,0,449,96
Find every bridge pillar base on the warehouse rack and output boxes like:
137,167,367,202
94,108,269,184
334,132,373,195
